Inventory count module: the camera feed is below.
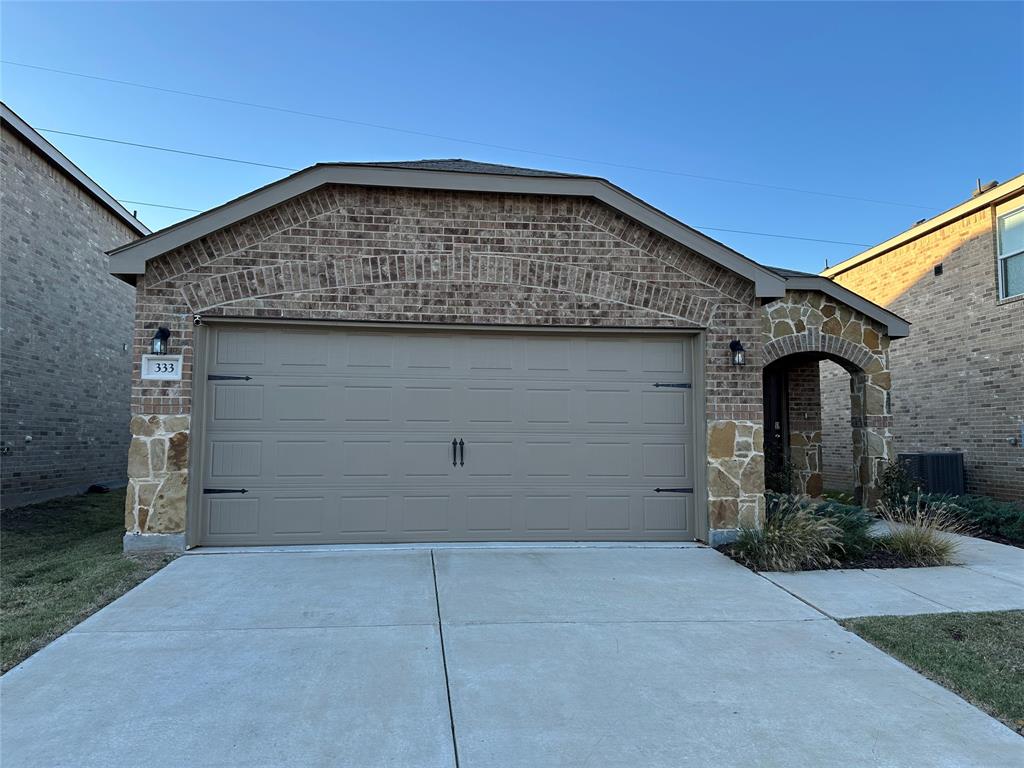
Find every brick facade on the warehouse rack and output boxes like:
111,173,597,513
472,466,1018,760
126,185,769,542
821,195,1024,501
1,124,139,506
122,182,900,547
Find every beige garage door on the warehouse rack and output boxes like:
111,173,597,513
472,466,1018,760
198,325,698,545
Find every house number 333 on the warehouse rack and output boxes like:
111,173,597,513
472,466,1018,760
141,354,184,381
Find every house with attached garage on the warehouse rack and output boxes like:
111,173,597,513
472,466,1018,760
106,160,909,552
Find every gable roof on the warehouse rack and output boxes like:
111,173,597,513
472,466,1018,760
339,159,584,178
106,160,787,297
823,172,1024,279
1,102,150,237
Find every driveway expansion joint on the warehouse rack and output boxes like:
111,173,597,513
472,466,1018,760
431,549,461,768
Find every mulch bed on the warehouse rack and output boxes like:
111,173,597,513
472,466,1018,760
717,544,932,572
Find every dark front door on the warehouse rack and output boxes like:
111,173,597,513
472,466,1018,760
763,366,789,493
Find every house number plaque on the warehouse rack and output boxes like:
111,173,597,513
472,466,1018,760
141,354,183,381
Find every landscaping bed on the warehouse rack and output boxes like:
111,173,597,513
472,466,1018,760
844,611,1024,735
721,486,1024,573
1,489,173,672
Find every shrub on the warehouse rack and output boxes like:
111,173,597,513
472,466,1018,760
731,494,844,572
765,455,799,495
925,494,1024,546
822,489,856,505
878,460,921,508
812,500,875,558
875,495,970,566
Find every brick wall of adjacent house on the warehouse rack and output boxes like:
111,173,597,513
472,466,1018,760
820,359,853,491
786,359,824,497
124,184,769,541
820,197,1024,501
1,125,139,507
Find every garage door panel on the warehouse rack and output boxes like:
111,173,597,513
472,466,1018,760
346,333,396,369
211,384,265,422
401,386,455,424
524,388,572,424
201,327,698,545
583,442,632,478
641,338,688,374
277,385,331,422
398,439,455,479
206,496,261,537
278,330,331,367
338,496,390,534
270,496,326,535
274,440,330,478
464,387,514,424
343,385,393,423
643,495,692,533
641,390,690,426
401,496,454,533
209,440,263,478
215,328,267,367
403,334,456,370
465,495,514,532
584,495,632,532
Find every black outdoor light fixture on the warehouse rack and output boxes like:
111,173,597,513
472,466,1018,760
729,339,746,366
150,327,171,355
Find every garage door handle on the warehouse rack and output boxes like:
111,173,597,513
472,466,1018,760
458,439,465,467
654,487,693,493
452,439,458,467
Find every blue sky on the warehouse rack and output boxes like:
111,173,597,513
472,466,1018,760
2,1,1022,272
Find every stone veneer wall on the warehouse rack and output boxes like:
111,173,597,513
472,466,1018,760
821,199,1023,501
124,415,190,540
707,420,764,533
763,290,893,506
124,185,769,548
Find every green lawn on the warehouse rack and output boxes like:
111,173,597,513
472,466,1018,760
1,489,173,672
844,611,1024,735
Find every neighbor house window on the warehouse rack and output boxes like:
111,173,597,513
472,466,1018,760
997,205,1024,299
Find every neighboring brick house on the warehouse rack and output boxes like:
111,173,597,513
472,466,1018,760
820,175,1024,501
1,103,149,507
106,160,907,551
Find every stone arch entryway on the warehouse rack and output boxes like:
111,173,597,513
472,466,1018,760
762,291,894,507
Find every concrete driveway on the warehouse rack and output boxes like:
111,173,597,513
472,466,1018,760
2,545,1020,767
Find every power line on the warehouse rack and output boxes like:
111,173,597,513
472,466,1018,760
691,226,868,247
117,198,203,213
41,128,872,244
4,59,937,211
37,128,298,172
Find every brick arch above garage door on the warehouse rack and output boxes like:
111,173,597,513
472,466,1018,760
183,254,716,327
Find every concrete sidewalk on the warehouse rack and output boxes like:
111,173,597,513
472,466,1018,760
763,534,1024,619
2,546,1021,767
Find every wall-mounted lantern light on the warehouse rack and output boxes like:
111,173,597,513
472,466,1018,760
150,327,171,355
729,339,746,366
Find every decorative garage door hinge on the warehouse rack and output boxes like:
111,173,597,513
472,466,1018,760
652,382,691,388
203,488,249,494
653,487,694,493
208,374,253,381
